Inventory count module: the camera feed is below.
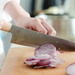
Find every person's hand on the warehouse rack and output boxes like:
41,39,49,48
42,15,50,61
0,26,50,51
0,18,3,30
4,0,56,36
15,17,56,36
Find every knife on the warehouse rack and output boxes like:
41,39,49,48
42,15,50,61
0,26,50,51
1,21,75,51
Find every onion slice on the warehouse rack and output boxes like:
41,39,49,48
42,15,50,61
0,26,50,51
24,44,64,68
34,44,56,56
66,62,75,75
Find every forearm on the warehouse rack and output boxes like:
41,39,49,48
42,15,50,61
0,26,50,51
4,0,30,22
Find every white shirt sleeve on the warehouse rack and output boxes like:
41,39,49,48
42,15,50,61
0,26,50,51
0,0,20,22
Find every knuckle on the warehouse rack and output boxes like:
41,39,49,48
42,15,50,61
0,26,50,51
34,18,39,22
54,31,56,34
40,18,45,21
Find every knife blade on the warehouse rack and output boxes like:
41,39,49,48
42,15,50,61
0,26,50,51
1,21,75,51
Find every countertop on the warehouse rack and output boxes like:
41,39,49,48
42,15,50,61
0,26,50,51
1,47,75,75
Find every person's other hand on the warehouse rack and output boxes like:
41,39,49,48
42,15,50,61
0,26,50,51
15,17,56,36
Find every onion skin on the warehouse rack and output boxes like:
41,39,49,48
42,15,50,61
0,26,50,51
66,62,75,75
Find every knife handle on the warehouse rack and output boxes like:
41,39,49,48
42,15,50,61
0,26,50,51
0,21,12,32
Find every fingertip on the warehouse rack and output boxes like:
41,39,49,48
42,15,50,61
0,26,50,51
53,33,56,36
40,29,47,34
50,33,54,36
48,30,56,36
53,31,56,36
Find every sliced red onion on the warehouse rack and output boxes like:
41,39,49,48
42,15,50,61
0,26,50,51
57,56,64,64
36,60,50,66
49,62,57,67
66,62,75,75
24,59,40,65
34,44,56,56
30,55,51,60
24,44,64,68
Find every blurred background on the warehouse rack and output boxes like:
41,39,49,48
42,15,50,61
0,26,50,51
0,0,75,71
19,0,75,41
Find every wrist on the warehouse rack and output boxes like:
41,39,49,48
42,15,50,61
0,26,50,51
13,14,30,26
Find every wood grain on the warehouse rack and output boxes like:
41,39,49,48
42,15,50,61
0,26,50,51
1,47,75,75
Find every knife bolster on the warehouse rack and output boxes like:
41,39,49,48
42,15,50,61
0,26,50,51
1,21,12,32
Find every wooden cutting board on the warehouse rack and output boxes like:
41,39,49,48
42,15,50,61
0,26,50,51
1,47,75,75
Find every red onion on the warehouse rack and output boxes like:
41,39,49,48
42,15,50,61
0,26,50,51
24,44,64,68
66,62,75,75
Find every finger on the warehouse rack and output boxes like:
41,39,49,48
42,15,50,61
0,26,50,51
53,32,56,36
39,18,56,36
32,19,47,34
